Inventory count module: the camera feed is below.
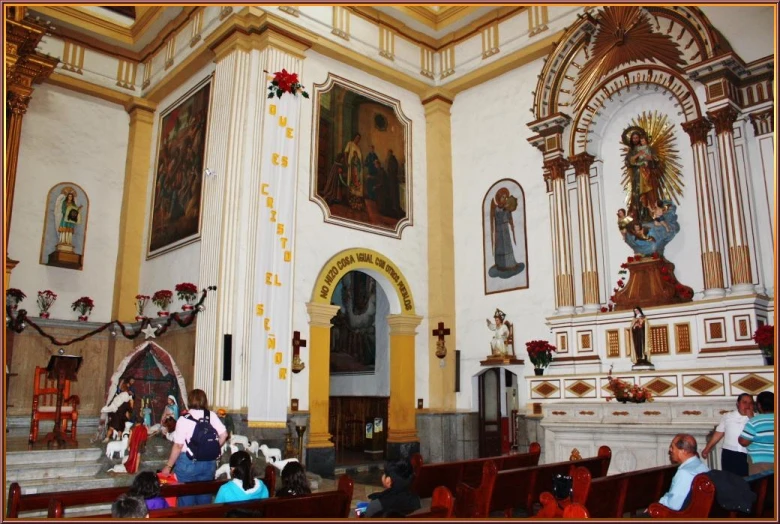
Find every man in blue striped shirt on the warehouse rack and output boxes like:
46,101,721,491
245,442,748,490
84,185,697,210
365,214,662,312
738,391,774,475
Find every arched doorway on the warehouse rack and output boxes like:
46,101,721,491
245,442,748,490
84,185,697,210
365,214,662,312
306,248,421,477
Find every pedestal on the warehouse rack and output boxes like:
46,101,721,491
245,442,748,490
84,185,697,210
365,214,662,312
480,356,524,367
612,257,693,311
47,250,82,270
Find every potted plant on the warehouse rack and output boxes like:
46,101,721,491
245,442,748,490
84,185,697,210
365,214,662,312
37,290,57,319
135,294,150,322
152,290,173,317
71,296,95,321
753,324,774,366
175,283,198,311
526,340,556,375
606,371,654,403
6,288,26,311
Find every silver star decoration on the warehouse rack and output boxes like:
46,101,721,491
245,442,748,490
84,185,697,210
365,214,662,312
141,324,158,340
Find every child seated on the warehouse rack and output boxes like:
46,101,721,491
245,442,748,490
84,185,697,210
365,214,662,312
128,471,169,510
214,451,270,503
363,460,421,518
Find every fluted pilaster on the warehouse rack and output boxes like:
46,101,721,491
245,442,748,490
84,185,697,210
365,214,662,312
569,152,599,310
544,157,575,312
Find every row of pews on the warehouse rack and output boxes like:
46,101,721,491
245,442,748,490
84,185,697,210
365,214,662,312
7,444,774,519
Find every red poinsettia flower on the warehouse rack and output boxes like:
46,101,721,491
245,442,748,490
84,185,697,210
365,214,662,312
617,281,625,288
600,307,608,313
651,252,660,259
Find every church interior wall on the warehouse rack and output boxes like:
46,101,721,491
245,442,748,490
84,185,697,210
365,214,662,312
698,6,776,62
450,56,552,411
290,50,430,410
138,61,215,297
9,83,129,323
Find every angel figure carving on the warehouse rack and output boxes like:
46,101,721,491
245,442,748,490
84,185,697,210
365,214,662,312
489,188,523,278
55,188,84,250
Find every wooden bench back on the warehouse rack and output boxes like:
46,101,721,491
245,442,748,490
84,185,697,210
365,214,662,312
648,473,715,518
453,460,498,518
412,486,455,518
536,466,593,517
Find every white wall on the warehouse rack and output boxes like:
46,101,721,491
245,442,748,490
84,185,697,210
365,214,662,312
138,62,216,300
9,84,128,323
699,6,775,62
290,50,429,410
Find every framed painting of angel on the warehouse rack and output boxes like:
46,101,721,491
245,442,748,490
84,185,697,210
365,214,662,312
147,78,211,258
39,182,90,270
482,179,528,295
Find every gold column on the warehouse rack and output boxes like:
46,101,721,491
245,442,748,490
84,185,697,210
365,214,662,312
569,152,600,309
111,100,157,321
422,91,456,410
544,157,575,312
387,314,423,444
5,16,58,287
681,117,726,295
707,106,754,291
306,302,340,449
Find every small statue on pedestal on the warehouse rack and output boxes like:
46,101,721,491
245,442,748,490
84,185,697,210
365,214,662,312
630,306,654,370
486,309,510,358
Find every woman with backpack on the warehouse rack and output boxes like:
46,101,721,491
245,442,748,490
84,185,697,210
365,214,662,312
161,389,228,507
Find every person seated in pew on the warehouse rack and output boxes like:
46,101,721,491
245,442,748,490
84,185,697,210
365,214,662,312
111,494,149,518
641,434,710,515
128,471,169,511
214,450,270,503
277,461,312,497
701,393,754,476
363,460,421,518
738,391,775,475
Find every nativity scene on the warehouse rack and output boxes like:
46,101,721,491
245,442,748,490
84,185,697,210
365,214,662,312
3,4,775,519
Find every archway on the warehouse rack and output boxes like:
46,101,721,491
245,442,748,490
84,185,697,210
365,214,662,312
306,248,421,477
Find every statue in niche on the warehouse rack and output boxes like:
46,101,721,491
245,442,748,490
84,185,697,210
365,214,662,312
330,271,377,374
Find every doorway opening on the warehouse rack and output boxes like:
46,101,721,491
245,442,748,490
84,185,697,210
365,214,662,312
328,270,389,467
476,368,519,457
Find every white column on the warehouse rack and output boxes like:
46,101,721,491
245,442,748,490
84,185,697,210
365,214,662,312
545,157,575,314
570,153,600,311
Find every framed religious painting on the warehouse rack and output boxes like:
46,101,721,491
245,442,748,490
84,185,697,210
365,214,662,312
146,77,212,258
482,179,529,294
310,74,412,238
39,182,90,270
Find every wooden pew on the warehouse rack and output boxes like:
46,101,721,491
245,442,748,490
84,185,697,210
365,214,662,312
452,460,498,518
535,466,592,518
409,486,455,518
23,466,275,519
410,442,541,498
648,473,715,518
708,471,774,518
489,446,612,517
584,463,677,518
79,474,354,519
562,503,590,518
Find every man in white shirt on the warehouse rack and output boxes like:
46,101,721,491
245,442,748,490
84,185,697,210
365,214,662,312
701,393,754,476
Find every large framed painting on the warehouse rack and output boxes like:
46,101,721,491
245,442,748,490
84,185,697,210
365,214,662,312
311,74,412,238
147,77,212,258
39,182,90,270
482,179,528,294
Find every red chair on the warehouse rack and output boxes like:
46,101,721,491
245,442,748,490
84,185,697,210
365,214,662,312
29,366,79,444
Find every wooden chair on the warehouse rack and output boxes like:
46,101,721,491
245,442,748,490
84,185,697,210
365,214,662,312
29,366,79,444
648,473,716,518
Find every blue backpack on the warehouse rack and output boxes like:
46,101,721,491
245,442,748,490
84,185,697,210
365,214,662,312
185,410,221,461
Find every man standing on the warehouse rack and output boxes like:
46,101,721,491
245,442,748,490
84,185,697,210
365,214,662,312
701,393,754,476
656,434,710,511
738,391,774,475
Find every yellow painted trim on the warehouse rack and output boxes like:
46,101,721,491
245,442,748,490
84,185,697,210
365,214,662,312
397,6,480,32
306,302,340,449
247,421,288,429
311,248,416,315
388,314,422,443
47,71,137,106
33,6,165,45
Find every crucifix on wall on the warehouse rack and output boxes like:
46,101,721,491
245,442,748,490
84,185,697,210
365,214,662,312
432,321,450,359
291,331,306,373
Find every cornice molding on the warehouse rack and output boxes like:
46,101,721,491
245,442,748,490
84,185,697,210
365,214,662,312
33,6,166,45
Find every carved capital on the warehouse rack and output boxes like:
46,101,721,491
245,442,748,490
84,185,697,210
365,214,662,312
568,152,595,176
707,106,740,135
680,117,712,146
543,157,569,181
749,109,774,137
7,90,31,115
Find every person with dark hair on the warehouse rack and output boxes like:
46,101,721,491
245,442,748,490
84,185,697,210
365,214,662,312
363,460,421,518
111,494,149,518
277,461,312,497
654,434,709,511
701,394,754,476
739,391,775,475
162,389,228,507
214,450,269,503
128,471,169,510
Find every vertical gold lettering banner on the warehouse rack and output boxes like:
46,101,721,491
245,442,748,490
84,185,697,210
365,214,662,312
249,91,300,425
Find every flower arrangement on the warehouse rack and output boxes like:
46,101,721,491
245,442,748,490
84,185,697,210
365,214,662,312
606,371,653,403
71,296,95,321
37,290,58,318
152,290,173,316
175,283,198,311
267,69,309,99
6,288,26,307
753,324,774,358
135,294,151,321
526,340,556,369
